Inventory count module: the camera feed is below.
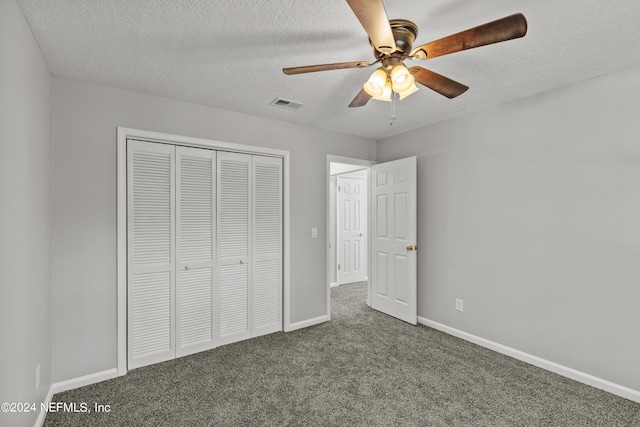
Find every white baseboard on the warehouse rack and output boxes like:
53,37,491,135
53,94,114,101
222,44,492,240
286,314,329,332
418,317,640,403
34,369,118,427
34,386,55,427
330,282,339,288
51,368,119,395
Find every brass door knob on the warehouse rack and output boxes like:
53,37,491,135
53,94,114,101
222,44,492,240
406,245,416,251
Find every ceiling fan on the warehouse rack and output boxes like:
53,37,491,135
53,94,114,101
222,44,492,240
283,0,528,108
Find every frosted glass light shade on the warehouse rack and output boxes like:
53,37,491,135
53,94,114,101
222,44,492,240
397,82,419,100
372,80,392,102
390,64,415,93
363,68,388,97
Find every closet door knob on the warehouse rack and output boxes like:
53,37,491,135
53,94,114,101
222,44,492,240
185,265,190,270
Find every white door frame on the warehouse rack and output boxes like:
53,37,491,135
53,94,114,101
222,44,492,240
117,127,290,376
326,155,375,320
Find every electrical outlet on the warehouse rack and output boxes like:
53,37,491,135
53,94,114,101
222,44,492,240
36,364,40,390
311,227,318,238
456,299,464,312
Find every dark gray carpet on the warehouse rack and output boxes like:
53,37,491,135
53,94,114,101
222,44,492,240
45,282,640,426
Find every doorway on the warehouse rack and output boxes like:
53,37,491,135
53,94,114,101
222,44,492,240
327,156,375,317
326,155,418,325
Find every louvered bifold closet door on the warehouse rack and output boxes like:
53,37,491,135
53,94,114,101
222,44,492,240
127,140,176,369
252,156,283,336
217,152,252,345
176,147,216,357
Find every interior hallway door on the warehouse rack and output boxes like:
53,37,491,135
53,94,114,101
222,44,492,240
370,157,417,324
337,173,366,284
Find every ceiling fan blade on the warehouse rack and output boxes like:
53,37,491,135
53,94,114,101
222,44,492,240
283,61,370,75
410,13,527,60
348,88,373,108
409,66,469,99
346,0,397,54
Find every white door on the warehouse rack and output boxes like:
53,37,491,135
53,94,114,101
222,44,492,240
337,173,367,284
217,152,252,345
251,156,283,336
175,146,216,357
371,157,417,324
127,140,176,369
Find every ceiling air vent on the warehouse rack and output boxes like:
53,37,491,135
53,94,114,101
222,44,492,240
270,98,305,110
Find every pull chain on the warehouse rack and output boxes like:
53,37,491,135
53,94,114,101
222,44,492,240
390,91,398,126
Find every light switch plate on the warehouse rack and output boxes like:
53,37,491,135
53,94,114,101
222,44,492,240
311,227,318,238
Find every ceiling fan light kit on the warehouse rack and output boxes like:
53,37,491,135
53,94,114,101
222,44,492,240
283,0,527,111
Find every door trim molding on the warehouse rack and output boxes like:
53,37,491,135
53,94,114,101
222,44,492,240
117,127,290,376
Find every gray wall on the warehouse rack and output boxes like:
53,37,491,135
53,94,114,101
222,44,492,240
52,78,376,382
378,64,640,391
0,1,53,426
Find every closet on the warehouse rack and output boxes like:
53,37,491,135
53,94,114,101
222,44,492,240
126,140,282,369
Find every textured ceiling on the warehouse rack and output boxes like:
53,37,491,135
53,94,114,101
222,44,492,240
18,0,640,140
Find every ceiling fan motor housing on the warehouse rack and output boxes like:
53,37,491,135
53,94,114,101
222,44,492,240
371,19,418,59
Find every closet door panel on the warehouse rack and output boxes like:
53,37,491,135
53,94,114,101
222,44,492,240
219,263,249,337
176,147,216,357
127,140,176,369
252,259,281,333
217,152,252,344
252,156,283,336
129,271,172,362
177,269,213,348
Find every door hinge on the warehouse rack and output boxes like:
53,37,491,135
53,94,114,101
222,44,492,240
338,264,341,270
338,185,341,191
